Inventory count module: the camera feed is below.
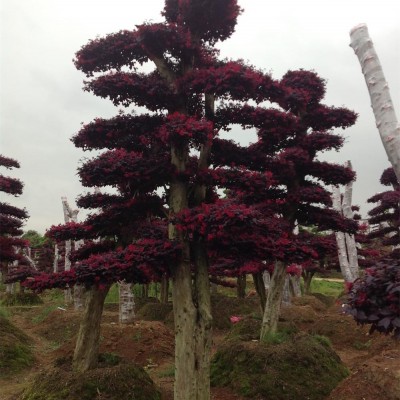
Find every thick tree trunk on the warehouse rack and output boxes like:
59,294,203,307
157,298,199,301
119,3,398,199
73,285,109,372
252,272,266,312
263,271,271,293
260,261,287,340
302,271,314,295
237,274,246,299
341,161,359,280
172,251,212,400
350,24,400,181
53,243,59,273
73,284,85,311
160,273,169,304
332,185,358,282
192,241,212,400
289,275,302,298
119,281,135,324
141,284,149,298
282,275,292,306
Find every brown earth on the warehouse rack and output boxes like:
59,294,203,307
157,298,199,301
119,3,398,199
1,294,399,400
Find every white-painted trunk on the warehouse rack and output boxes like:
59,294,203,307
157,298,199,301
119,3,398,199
332,182,359,282
282,275,291,306
6,283,15,294
119,281,135,324
290,275,302,297
74,284,85,311
62,196,84,308
53,243,59,273
332,186,352,281
341,161,359,280
350,24,400,181
262,271,271,292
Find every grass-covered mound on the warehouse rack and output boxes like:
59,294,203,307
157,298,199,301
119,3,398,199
211,332,349,399
1,292,43,306
21,362,161,400
136,302,173,322
0,315,34,376
211,294,261,330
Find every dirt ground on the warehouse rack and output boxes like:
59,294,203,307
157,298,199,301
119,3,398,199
1,295,399,400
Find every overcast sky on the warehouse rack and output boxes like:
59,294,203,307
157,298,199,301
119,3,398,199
1,0,399,234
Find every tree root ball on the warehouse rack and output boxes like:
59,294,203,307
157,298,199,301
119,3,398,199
21,363,161,400
211,332,349,399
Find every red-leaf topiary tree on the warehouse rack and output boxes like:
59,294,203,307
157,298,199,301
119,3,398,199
0,155,30,289
346,167,400,338
23,2,357,396
23,2,271,396
215,70,358,338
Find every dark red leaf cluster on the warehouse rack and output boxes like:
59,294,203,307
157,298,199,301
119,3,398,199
0,175,24,196
346,259,400,338
162,0,242,44
0,155,20,169
0,154,28,266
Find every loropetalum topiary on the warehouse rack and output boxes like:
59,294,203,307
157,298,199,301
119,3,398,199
213,69,358,339
346,167,400,337
346,259,400,338
368,167,400,249
23,0,357,396
0,155,30,284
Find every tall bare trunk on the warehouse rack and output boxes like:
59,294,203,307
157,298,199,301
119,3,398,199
332,174,359,282
73,285,109,372
119,281,135,324
193,241,212,400
160,273,169,304
302,271,314,295
170,131,212,399
252,272,266,312
260,261,287,340
237,274,246,299
73,284,85,311
350,24,400,181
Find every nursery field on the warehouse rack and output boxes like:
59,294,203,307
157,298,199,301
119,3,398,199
1,282,399,400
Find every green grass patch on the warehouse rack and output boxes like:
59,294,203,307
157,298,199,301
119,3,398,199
353,340,372,350
31,305,61,324
158,365,175,378
309,279,344,297
1,292,43,306
313,334,332,348
0,305,11,319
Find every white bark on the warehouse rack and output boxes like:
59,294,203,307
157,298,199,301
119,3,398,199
262,270,271,292
282,276,291,306
332,182,359,282
290,275,302,297
118,281,135,324
6,283,15,294
350,24,400,181
53,243,59,273
61,196,83,308
341,161,359,280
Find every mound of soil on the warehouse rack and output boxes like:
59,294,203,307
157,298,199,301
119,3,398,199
136,302,173,322
20,362,161,400
327,349,400,400
211,294,261,330
292,294,329,312
0,315,34,376
211,332,348,399
54,320,174,368
1,292,43,306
